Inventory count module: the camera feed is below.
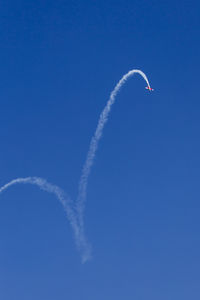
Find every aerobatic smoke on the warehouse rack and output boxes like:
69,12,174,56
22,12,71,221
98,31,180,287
0,177,91,263
76,69,151,230
0,69,151,262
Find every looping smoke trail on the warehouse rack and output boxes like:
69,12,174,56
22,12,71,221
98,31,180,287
0,177,91,263
0,69,151,263
77,69,151,229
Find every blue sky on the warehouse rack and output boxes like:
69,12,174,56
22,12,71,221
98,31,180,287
0,0,200,299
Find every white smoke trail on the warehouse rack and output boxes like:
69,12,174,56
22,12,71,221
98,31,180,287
0,69,151,263
0,177,91,263
77,69,151,229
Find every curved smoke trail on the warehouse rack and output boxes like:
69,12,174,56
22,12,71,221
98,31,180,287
77,69,151,230
0,69,151,263
0,177,91,263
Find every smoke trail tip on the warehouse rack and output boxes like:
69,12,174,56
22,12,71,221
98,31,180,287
81,245,92,264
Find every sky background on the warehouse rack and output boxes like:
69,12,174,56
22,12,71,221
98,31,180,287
0,0,199,299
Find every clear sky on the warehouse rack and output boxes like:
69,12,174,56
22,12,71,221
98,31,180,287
0,0,200,299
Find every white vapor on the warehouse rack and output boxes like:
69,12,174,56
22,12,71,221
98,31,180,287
0,69,151,263
77,69,151,230
0,177,91,263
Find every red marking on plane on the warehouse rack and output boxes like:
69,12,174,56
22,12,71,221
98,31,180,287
145,86,154,91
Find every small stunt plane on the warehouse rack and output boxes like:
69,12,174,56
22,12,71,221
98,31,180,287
145,86,154,91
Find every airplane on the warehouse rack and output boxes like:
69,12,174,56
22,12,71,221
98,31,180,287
145,86,154,91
